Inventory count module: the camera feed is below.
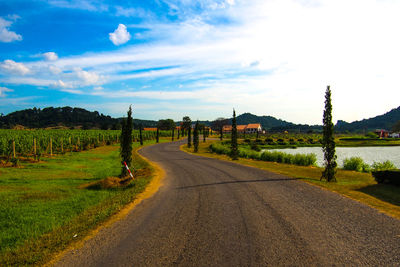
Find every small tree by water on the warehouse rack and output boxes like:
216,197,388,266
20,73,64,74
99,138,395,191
321,86,337,182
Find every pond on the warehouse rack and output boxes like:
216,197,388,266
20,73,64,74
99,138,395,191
263,146,400,168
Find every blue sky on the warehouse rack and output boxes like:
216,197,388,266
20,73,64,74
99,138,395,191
0,0,399,124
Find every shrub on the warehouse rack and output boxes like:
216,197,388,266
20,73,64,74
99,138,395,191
244,139,251,143
372,170,400,185
371,160,397,171
342,157,370,173
265,138,274,143
250,142,261,152
209,143,230,155
365,131,379,138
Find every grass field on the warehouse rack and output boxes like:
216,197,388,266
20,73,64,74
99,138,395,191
0,139,167,266
184,139,400,220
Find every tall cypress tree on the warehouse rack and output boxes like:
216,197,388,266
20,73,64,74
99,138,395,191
172,127,175,141
188,126,192,148
203,127,206,142
193,121,199,152
139,124,143,146
156,127,159,143
120,105,133,177
321,86,337,182
177,128,180,139
230,109,238,160
220,127,223,141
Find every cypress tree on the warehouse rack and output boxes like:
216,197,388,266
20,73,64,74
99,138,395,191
220,127,223,141
321,86,337,182
230,109,238,160
120,105,133,177
156,127,159,143
177,128,180,139
172,127,175,141
193,121,199,152
188,126,192,148
139,124,143,146
203,127,206,142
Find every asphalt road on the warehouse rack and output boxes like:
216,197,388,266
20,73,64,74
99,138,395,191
56,140,400,266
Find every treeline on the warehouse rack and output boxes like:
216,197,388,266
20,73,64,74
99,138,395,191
0,107,159,130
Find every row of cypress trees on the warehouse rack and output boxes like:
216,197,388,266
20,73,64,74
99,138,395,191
121,85,337,181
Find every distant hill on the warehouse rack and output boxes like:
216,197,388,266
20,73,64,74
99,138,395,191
1,106,399,132
335,106,400,132
0,107,157,129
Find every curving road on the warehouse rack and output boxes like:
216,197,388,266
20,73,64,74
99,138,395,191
56,140,400,266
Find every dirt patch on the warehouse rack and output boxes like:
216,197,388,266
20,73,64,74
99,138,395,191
81,177,132,190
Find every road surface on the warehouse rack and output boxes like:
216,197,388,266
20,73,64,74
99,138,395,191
56,140,400,266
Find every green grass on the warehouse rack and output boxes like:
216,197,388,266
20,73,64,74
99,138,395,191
184,140,400,220
0,139,168,266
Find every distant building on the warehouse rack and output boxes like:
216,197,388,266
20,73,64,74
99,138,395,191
375,129,389,138
245,123,262,134
143,127,157,131
389,132,400,138
222,123,262,133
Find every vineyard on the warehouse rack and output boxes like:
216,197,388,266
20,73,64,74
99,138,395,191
0,129,173,164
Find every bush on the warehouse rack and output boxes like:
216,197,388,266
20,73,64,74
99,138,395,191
371,160,397,171
265,138,274,143
365,131,379,138
250,142,261,152
372,170,400,185
209,143,230,155
342,157,370,173
210,143,316,166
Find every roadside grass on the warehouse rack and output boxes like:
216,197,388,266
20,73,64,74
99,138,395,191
183,140,400,220
0,139,168,266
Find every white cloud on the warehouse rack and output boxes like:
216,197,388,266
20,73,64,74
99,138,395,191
47,0,108,12
109,24,131,45
0,86,13,97
51,79,70,89
74,68,104,85
0,60,30,75
48,65,62,74
43,52,58,61
0,17,22,43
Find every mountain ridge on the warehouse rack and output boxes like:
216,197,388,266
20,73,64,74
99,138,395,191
0,106,399,132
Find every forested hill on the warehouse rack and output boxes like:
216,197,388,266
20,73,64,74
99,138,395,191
236,113,292,129
335,106,400,132
0,107,119,129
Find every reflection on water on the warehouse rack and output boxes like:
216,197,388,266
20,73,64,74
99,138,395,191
263,146,400,168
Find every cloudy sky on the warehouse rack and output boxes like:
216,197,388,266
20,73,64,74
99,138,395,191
0,0,399,124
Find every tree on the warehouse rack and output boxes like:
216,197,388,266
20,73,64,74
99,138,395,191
177,128,180,139
157,119,175,130
120,105,133,177
392,120,400,132
188,126,192,148
172,127,175,141
182,116,191,132
156,127,159,143
321,86,337,182
211,117,229,141
203,127,206,142
139,124,143,146
231,109,238,160
193,121,199,152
